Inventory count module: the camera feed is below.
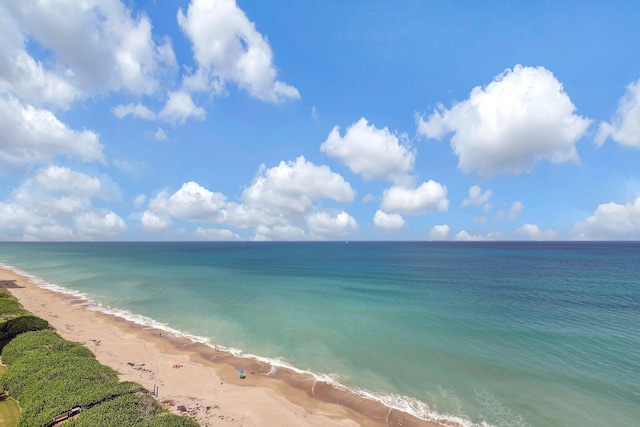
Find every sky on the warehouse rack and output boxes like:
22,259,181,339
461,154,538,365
1,0,640,242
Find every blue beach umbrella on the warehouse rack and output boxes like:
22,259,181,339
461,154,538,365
237,369,244,377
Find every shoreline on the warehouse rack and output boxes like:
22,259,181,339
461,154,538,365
0,266,446,427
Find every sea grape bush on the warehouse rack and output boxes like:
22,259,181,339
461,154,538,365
4,315,49,338
0,288,29,329
64,394,198,427
1,329,92,365
1,323,199,426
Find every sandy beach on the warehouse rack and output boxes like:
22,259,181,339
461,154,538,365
1,267,438,427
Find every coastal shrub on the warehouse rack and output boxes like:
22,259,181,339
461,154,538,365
3,315,48,338
65,394,198,427
65,394,160,426
0,289,29,332
0,330,147,427
2,350,119,399
0,310,199,427
1,329,92,365
17,381,140,427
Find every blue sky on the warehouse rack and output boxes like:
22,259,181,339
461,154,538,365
1,0,640,241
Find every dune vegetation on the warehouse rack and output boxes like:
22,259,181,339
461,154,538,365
0,288,198,427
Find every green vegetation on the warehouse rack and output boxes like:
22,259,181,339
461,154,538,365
0,289,199,426
0,365,20,427
0,289,29,324
0,289,31,351
65,394,198,427
3,316,48,339
1,330,93,366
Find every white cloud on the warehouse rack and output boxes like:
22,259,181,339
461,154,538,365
508,201,524,220
154,127,168,141
0,202,44,231
1,0,176,107
517,224,558,241
222,202,284,229
10,166,121,221
429,224,450,241
112,102,156,120
380,181,449,215
132,194,147,209
33,166,102,196
141,210,171,231
75,210,127,239
595,79,640,148
573,197,640,240
361,194,376,203
320,117,415,182
306,210,358,239
0,94,105,170
454,230,484,241
194,227,241,241
177,0,299,103
373,210,405,231
159,90,206,124
242,156,354,216
462,185,492,208
149,181,227,221
254,224,305,241
486,231,505,241
0,166,124,240
22,224,74,242
418,65,591,176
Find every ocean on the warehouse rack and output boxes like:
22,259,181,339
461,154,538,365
0,241,638,427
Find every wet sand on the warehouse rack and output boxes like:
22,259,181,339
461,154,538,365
1,267,447,427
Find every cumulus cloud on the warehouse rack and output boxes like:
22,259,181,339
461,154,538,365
75,210,127,239
242,156,354,216
194,227,241,241
254,224,305,241
132,194,147,209
306,210,358,239
0,202,44,231
517,224,558,241
159,90,206,124
429,224,450,241
0,165,126,241
0,94,105,170
380,181,449,215
462,185,492,208
112,102,156,120
508,201,524,220
32,166,102,196
418,65,591,176
373,210,405,231
1,0,175,107
454,230,484,241
177,0,299,103
573,197,640,240
11,166,120,218
320,117,415,182
149,181,227,221
22,224,74,242
595,79,640,148
154,127,168,141
141,210,171,231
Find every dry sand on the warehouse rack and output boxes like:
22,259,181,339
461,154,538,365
1,267,441,427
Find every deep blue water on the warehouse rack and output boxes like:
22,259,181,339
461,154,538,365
0,241,638,427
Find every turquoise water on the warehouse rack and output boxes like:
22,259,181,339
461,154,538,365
0,242,638,427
